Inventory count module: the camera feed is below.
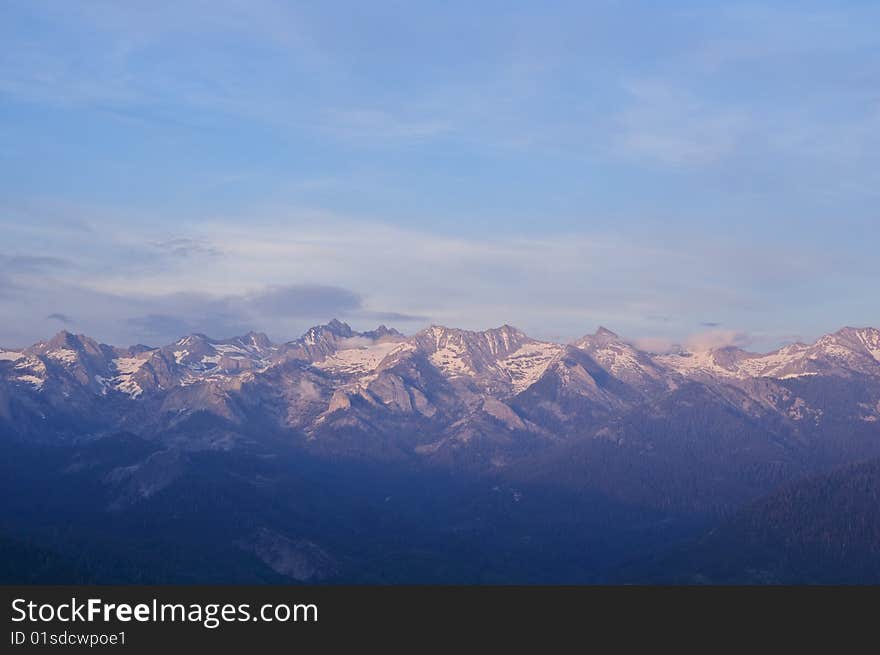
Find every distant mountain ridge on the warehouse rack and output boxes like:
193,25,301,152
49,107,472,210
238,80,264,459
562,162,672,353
5,321,879,391
3,320,879,477
3,320,878,406
3,320,880,583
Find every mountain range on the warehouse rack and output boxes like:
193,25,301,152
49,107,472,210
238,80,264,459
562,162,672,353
2,320,880,583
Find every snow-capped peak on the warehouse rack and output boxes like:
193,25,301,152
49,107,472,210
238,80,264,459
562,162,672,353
659,327,880,381
573,328,667,388
407,325,560,393
301,319,354,346
7,322,879,412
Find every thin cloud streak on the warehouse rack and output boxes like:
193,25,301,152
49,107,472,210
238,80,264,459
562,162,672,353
0,212,870,350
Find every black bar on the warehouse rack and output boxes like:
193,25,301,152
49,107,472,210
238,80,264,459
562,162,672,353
2,585,877,651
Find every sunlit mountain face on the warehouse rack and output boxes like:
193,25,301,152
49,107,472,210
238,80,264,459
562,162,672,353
2,320,880,583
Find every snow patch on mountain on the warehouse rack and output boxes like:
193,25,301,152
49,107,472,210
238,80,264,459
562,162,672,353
109,354,153,398
497,342,563,392
45,348,79,365
315,340,402,375
855,328,880,362
13,357,47,390
656,350,733,377
213,343,250,357
429,340,475,377
114,356,150,375
16,374,44,389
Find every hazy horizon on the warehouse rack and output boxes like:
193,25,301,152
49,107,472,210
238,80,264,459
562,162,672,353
4,317,878,361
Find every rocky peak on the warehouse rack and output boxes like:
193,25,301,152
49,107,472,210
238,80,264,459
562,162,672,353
28,331,111,366
362,325,403,340
175,334,210,348
284,320,359,362
573,327,669,389
594,326,620,339
414,324,530,359
826,327,880,358
301,320,354,345
42,330,101,354
236,331,274,351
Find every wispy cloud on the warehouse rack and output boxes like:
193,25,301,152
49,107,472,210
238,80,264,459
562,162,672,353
152,238,221,258
632,329,753,355
0,254,73,273
685,329,752,352
47,312,73,324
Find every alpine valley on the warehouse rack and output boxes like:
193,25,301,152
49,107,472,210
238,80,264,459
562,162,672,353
3,320,880,583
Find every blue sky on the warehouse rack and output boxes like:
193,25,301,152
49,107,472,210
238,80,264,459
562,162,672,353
1,1,878,350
